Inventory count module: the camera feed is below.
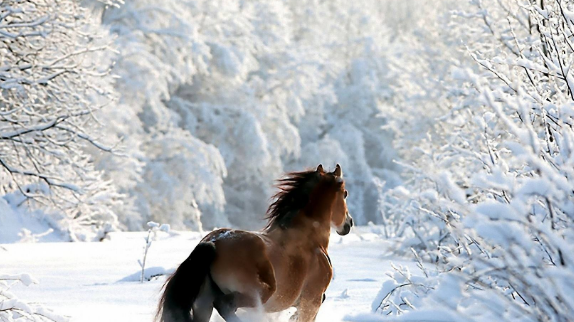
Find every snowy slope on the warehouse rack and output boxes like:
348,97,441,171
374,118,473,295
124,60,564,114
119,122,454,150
0,197,65,244
0,229,416,322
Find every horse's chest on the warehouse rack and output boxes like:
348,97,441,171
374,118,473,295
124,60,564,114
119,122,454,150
265,250,332,312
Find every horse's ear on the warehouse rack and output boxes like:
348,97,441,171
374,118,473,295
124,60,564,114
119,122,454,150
333,164,342,177
316,164,325,173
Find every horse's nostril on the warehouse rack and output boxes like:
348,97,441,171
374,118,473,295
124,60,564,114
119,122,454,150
350,217,354,226
337,222,352,236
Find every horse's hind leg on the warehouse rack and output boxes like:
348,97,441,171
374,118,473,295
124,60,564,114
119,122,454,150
192,303,213,322
191,278,215,322
192,298,213,322
214,293,242,322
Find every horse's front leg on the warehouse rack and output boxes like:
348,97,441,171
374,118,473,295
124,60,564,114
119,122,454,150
291,251,333,322
290,290,324,322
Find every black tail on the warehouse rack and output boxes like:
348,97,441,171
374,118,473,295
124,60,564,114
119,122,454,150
156,242,217,322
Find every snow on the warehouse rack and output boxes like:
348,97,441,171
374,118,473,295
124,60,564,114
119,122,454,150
119,267,173,283
0,228,417,322
147,221,160,228
0,196,64,243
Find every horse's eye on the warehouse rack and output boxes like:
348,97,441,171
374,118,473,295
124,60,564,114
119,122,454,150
344,190,348,198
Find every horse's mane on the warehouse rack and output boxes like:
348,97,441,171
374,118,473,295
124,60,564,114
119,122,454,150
265,170,322,231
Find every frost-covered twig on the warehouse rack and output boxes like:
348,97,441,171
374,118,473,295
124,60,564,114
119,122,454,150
139,222,170,283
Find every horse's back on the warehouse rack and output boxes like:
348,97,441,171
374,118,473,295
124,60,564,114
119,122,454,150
203,229,276,306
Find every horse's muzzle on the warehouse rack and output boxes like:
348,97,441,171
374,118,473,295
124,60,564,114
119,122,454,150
336,214,353,236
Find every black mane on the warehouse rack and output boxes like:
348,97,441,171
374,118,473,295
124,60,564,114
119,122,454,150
265,170,321,230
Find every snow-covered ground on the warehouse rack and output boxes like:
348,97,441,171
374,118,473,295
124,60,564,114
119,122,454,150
0,228,413,322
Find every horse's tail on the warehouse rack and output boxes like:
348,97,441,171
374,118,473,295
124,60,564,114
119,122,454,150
156,242,217,322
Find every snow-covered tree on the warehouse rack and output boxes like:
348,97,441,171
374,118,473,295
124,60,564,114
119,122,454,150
87,0,232,230
285,0,400,224
0,0,122,240
167,0,303,228
91,0,400,230
376,0,574,321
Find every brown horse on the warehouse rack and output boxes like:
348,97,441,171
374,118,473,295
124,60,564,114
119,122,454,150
156,164,353,322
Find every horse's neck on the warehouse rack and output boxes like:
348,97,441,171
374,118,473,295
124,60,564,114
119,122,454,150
301,211,332,249
265,210,332,250
303,189,334,248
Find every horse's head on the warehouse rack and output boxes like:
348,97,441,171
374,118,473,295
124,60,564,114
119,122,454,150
265,164,353,235
316,164,353,236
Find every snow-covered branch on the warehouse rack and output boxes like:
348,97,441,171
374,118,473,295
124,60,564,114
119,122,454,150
0,274,68,321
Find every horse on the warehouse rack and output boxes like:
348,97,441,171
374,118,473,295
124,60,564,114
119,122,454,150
156,164,354,322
